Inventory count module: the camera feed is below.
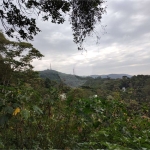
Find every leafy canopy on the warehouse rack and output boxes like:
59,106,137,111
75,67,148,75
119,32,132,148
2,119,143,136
0,31,43,71
0,0,106,49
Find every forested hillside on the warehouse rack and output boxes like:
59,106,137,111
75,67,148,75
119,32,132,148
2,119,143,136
39,69,132,88
1,32,150,149
40,69,150,104
39,69,86,87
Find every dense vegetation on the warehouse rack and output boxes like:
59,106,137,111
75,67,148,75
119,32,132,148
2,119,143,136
1,32,150,149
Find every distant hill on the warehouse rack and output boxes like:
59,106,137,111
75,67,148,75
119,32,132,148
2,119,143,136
39,69,86,88
39,70,132,87
90,74,132,79
39,69,61,82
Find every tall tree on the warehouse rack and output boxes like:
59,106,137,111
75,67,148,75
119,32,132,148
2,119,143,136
0,0,106,49
0,31,43,71
0,54,12,85
0,31,43,86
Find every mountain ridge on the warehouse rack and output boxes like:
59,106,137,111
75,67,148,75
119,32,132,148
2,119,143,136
39,69,132,87
39,69,132,78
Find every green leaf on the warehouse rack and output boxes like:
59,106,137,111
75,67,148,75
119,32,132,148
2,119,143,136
33,105,43,115
0,140,4,149
0,115,8,126
4,106,14,114
21,109,30,120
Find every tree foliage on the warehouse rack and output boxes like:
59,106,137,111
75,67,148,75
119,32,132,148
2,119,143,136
0,0,106,49
0,31,43,71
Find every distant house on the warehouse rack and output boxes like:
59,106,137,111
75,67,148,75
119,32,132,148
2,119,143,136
89,95,98,99
93,95,98,98
59,93,66,101
122,87,126,92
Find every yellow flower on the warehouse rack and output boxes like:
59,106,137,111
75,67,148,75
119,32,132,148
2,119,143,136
13,107,21,116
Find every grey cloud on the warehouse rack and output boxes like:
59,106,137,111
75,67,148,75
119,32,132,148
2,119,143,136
1,0,150,75
30,0,150,75
98,0,150,47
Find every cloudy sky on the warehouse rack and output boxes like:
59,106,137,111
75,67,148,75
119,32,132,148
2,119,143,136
30,0,150,76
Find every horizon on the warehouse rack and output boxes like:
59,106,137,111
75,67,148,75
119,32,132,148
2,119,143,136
38,69,150,77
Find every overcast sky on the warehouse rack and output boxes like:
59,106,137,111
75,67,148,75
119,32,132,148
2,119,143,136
30,0,150,76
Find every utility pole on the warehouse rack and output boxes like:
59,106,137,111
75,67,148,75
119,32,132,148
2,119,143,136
50,63,52,70
73,67,75,75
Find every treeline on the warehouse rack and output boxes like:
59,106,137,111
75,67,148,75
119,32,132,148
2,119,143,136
82,75,150,102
